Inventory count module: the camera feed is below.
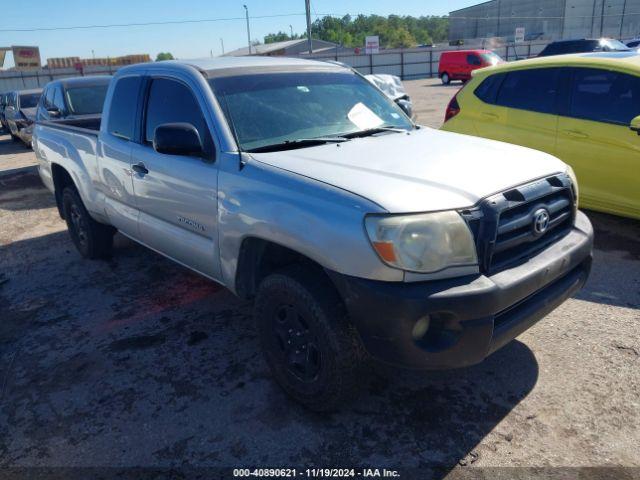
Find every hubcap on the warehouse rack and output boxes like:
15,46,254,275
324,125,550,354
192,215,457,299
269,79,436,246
272,304,321,382
69,203,88,248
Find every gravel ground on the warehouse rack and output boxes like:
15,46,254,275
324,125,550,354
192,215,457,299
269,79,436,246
0,78,639,478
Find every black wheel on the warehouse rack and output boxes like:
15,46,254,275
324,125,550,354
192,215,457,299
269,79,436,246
62,187,115,259
10,133,19,142
254,266,364,411
441,72,451,85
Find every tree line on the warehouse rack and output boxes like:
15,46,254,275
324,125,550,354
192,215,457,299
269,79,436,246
264,14,449,49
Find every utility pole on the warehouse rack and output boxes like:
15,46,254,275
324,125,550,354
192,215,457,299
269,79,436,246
620,0,627,39
220,38,225,55
290,24,294,39
305,0,313,54
243,5,252,55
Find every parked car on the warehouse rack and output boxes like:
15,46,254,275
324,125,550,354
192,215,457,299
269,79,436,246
441,51,640,220
538,38,630,57
4,88,42,147
37,76,111,129
627,38,640,49
365,73,413,118
438,49,503,84
0,92,9,131
33,57,592,410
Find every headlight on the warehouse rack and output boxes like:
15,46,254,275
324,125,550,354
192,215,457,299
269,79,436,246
365,211,478,273
566,165,579,206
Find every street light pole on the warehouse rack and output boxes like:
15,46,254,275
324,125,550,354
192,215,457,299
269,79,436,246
243,5,252,55
290,24,294,39
220,38,225,55
305,0,312,54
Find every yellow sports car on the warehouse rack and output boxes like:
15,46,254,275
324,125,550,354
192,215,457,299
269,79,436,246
441,52,640,220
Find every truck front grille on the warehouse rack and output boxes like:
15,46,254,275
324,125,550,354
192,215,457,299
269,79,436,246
461,174,577,275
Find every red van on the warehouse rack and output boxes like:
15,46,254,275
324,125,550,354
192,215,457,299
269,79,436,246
438,50,503,84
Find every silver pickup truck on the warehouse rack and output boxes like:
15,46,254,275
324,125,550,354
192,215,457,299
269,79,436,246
34,57,593,410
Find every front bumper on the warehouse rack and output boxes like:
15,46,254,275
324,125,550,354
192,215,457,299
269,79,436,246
329,211,593,370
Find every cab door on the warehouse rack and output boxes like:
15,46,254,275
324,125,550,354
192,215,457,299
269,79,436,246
97,75,144,237
465,53,481,80
130,74,221,280
556,67,640,218
495,67,562,156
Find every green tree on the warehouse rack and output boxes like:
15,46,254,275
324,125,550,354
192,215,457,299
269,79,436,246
292,13,449,49
155,52,174,61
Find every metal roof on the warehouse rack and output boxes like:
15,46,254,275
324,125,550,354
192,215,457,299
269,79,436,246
222,38,336,57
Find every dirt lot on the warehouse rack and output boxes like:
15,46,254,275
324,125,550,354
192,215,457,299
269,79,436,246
1,78,639,478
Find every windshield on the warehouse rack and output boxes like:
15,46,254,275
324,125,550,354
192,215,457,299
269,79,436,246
65,84,109,115
209,71,413,152
480,52,503,65
600,39,630,51
19,93,41,108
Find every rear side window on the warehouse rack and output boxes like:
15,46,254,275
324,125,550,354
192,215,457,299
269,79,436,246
495,68,560,114
144,77,208,144
66,84,109,115
569,68,640,125
474,73,505,104
19,93,41,109
107,76,142,141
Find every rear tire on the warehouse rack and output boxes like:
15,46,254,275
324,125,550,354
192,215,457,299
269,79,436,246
441,72,451,85
254,265,364,412
62,187,115,259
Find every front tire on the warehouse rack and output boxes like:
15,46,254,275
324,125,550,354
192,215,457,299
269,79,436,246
62,187,115,259
441,72,451,85
254,266,364,411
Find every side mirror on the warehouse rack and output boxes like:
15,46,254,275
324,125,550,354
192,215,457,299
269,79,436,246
395,98,413,119
153,122,204,157
630,115,640,135
47,107,61,118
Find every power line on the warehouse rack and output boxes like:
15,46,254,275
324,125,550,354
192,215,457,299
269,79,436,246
0,12,316,33
1,11,638,34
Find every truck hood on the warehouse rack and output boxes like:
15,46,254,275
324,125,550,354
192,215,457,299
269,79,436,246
250,127,567,213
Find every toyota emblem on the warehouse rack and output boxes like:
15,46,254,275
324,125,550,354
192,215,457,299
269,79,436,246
533,208,550,235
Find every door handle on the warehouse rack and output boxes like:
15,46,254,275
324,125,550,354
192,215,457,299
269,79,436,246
132,162,149,175
563,129,588,139
481,112,499,120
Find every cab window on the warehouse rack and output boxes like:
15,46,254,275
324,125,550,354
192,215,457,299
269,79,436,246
144,77,209,148
495,68,560,115
52,87,66,113
466,54,481,66
568,68,640,125
43,87,55,109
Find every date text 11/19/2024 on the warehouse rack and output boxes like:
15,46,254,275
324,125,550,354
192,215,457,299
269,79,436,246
233,468,400,477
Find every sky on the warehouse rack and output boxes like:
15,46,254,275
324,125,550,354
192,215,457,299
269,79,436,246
0,0,479,67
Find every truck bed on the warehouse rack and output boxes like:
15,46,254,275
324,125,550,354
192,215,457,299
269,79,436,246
38,114,101,135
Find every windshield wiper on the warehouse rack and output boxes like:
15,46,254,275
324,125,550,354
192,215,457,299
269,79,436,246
246,136,348,153
341,126,409,139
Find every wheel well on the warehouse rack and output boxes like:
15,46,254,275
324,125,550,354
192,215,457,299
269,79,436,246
235,238,331,300
51,164,75,219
